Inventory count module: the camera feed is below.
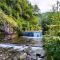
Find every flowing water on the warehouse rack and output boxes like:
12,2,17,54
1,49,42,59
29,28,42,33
0,31,45,60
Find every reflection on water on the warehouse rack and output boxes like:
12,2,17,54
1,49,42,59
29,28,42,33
21,31,43,46
22,31,42,37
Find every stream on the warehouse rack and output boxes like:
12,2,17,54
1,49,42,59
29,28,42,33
0,32,45,60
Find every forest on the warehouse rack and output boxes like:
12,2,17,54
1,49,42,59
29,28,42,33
0,0,41,33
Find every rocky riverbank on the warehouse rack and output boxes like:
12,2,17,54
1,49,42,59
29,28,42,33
0,44,45,60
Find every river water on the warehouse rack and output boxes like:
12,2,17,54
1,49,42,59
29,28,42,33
0,32,45,60
0,36,43,51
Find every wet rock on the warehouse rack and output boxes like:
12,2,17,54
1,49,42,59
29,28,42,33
20,53,27,60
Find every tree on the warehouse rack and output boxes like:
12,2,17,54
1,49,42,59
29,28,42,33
33,5,40,14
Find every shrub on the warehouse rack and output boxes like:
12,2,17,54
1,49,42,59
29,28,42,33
43,36,60,60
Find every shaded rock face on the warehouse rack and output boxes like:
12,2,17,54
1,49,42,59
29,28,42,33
0,22,14,40
2,23,13,34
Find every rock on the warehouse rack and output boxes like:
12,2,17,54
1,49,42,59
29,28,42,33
20,53,27,60
13,57,18,60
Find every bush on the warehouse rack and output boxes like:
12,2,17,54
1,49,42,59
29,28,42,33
57,31,60,36
17,29,23,37
43,36,60,60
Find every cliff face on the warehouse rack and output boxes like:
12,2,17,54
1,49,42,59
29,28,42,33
0,22,14,40
0,11,18,40
0,23,13,34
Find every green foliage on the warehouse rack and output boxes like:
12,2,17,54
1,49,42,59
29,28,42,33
0,0,34,20
43,36,60,60
47,12,60,25
57,31,60,36
30,16,39,24
41,12,60,35
42,20,49,35
42,12,60,60
0,0,41,32
0,11,18,27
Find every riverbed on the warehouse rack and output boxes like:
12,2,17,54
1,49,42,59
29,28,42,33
0,36,45,60
0,43,45,60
